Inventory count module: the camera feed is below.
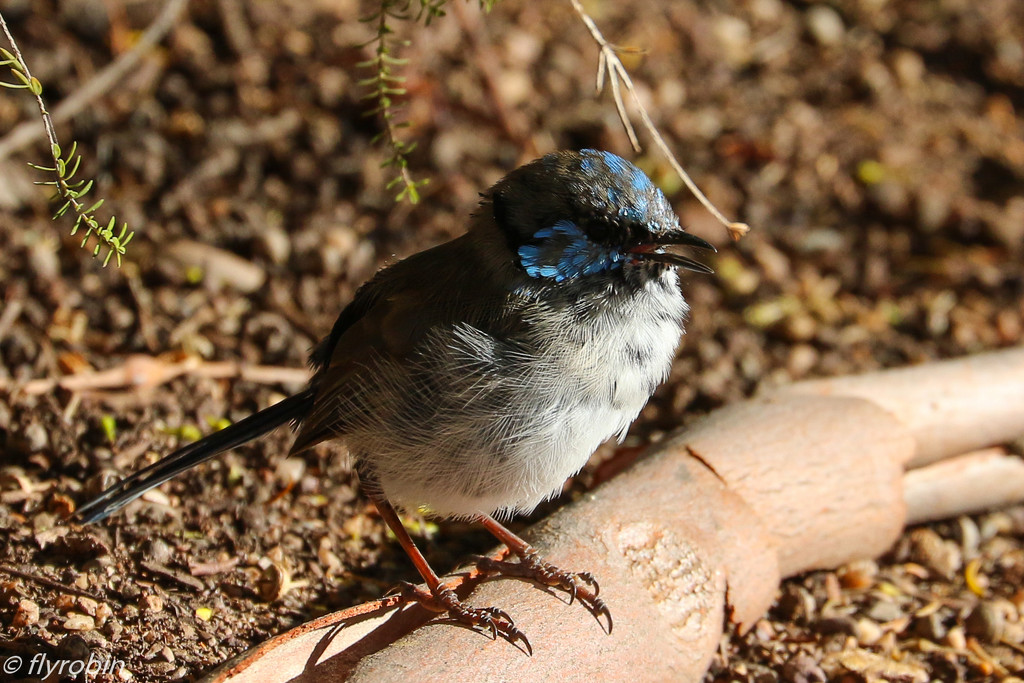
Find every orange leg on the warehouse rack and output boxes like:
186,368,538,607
371,496,533,654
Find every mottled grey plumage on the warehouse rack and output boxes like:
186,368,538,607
78,149,713,649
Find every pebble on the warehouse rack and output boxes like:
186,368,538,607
776,584,817,623
853,617,883,645
140,593,164,613
783,651,826,682
837,649,928,683
814,616,857,636
966,601,1006,643
259,221,291,264
909,527,962,579
713,15,753,68
945,625,967,649
865,598,903,623
910,610,947,641
839,560,878,590
63,613,95,631
806,5,845,46
148,538,173,565
11,599,39,627
22,422,50,452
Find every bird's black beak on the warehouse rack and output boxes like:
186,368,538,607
628,231,717,274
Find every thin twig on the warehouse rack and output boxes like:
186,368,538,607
568,0,750,241
0,563,106,602
0,355,310,396
0,0,189,161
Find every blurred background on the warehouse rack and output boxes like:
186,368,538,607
0,0,1022,679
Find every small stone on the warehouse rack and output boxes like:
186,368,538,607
259,222,291,264
11,599,39,627
814,616,857,636
76,597,99,617
783,651,826,682
980,512,1014,540
28,238,60,281
140,593,164,613
786,344,819,378
837,649,928,682
909,527,962,579
865,598,903,623
806,5,845,46
63,613,95,631
22,422,49,452
55,594,77,612
147,538,173,565
275,457,305,485
713,15,752,68
94,602,113,627
945,625,967,650
753,618,776,642
853,618,883,645
958,517,981,558
839,560,878,590
910,610,947,641
966,601,1006,643
775,584,817,623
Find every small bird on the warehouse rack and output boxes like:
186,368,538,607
77,149,714,652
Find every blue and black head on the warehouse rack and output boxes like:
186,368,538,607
487,149,715,285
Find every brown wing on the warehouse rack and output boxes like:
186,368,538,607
290,232,513,454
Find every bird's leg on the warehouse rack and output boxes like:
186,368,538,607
476,514,613,633
371,496,532,654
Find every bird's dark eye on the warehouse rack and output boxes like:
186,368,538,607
579,217,620,246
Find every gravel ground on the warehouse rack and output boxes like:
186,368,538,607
1,0,1023,680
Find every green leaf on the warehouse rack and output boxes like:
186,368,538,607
100,415,117,443
65,155,82,179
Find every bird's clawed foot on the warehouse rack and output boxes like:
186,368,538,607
397,581,533,655
475,550,613,633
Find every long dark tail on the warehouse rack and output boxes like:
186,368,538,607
77,388,316,524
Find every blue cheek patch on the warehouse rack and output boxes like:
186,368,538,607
518,220,624,282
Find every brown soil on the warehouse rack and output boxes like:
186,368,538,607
1,0,1023,680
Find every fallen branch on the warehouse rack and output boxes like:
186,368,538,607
200,346,1024,682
